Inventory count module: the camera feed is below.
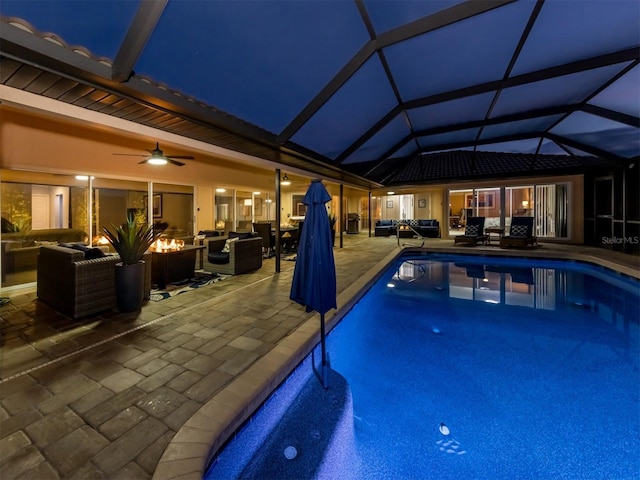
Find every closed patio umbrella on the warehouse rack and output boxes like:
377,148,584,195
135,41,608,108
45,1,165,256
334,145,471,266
290,179,336,388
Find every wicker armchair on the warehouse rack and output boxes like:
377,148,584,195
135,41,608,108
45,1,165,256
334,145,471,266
37,245,151,319
203,235,262,275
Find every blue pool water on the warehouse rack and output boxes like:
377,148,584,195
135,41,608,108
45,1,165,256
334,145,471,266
206,254,640,479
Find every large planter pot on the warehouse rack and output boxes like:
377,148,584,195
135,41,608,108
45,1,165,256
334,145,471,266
331,229,336,247
115,261,145,312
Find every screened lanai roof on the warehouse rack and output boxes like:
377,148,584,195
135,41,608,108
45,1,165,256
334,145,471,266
1,0,638,187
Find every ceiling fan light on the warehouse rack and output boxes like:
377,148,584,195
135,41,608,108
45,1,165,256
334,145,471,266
281,174,291,186
147,157,168,166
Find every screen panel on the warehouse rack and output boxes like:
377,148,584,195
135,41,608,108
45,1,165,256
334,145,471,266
384,0,534,101
344,115,412,164
480,115,564,141
418,127,480,149
291,56,398,159
589,65,640,118
363,0,464,35
135,0,370,134
492,63,631,118
551,112,640,158
512,0,640,76
476,138,542,154
408,92,494,131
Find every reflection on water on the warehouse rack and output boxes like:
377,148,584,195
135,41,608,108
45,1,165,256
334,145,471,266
389,255,639,337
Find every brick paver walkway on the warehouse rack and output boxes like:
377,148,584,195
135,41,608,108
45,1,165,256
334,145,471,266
0,234,400,479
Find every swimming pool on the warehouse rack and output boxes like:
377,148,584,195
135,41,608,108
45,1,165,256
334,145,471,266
206,253,640,479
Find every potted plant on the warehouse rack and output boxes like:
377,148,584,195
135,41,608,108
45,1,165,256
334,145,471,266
103,213,160,312
328,213,337,247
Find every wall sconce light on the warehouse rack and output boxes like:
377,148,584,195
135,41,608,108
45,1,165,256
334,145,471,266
281,174,291,186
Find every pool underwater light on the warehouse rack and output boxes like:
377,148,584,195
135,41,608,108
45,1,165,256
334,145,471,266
284,446,297,460
439,423,450,435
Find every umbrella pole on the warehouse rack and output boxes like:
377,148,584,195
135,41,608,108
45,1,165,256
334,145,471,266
321,313,328,389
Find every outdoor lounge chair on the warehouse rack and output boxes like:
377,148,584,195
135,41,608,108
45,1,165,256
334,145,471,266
454,217,488,246
500,216,537,249
253,222,275,257
203,234,263,275
455,262,485,279
485,264,535,284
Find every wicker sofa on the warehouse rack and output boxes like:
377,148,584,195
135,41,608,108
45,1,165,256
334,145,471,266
1,228,88,283
374,219,440,238
203,234,263,275
37,244,151,319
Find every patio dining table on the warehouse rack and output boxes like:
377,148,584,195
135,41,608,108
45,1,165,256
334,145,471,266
273,227,299,250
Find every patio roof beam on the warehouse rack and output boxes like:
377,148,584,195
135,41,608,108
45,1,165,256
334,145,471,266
580,104,640,128
544,133,626,161
112,0,168,83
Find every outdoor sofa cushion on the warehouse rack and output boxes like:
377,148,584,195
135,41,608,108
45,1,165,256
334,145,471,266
59,243,106,260
208,251,230,264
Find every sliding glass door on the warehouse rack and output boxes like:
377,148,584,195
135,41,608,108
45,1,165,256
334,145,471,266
447,183,568,239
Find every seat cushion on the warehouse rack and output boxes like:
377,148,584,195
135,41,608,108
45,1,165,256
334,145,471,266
208,251,230,264
510,224,529,237
465,224,479,236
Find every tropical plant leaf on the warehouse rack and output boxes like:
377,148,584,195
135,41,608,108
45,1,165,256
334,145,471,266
103,213,160,265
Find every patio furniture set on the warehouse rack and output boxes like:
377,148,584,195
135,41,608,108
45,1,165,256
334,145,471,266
374,219,441,238
35,230,265,319
453,216,538,248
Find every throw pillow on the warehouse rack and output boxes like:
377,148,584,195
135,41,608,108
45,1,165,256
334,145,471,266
510,224,529,237
84,247,106,260
229,231,252,240
465,224,479,236
222,237,239,253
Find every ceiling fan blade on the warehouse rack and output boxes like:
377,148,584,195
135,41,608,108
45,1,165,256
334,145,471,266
167,155,195,160
168,158,185,167
113,153,147,157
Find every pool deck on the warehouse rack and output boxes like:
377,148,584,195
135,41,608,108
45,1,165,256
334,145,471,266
0,234,638,479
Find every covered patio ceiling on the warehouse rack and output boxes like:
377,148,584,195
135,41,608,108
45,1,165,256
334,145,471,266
1,0,638,188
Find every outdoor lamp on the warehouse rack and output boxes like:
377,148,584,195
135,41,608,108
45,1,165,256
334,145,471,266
281,174,291,186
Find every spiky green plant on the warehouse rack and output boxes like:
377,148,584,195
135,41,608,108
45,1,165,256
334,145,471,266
328,213,337,230
103,213,160,265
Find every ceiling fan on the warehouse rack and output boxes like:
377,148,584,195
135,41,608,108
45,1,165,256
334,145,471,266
113,142,194,166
